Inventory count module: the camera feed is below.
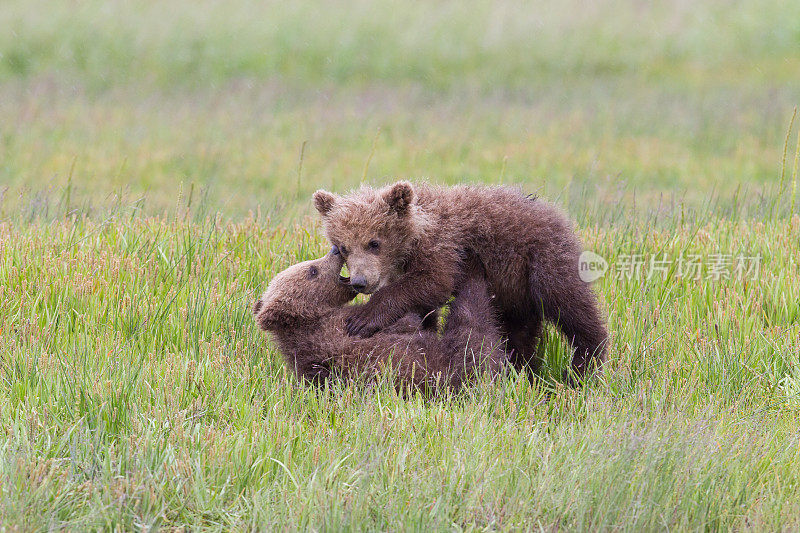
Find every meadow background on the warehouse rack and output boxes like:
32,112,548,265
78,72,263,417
2,0,800,529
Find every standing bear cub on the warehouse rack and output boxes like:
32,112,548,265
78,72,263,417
313,182,608,381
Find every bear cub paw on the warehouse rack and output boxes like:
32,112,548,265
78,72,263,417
345,304,386,337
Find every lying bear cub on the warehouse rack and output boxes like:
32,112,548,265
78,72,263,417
253,247,507,391
313,181,609,382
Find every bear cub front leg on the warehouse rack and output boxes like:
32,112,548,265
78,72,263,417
344,296,397,337
344,256,461,338
345,268,454,337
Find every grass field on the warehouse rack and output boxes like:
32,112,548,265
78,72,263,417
2,0,800,530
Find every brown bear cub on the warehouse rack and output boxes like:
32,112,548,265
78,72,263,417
313,182,608,381
253,247,507,391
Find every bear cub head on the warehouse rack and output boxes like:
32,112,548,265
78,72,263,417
253,247,357,332
313,181,419,295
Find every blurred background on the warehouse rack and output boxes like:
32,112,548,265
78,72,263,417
2,0,799,223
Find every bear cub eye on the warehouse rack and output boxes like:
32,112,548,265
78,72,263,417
367,239,380,252
330,245,340,256
308,266,319,279
339,245,348,256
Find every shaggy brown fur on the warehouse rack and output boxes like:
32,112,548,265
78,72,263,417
253,248,507,391
313,182,608,381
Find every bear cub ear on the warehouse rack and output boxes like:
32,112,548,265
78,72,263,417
253,295,286,331
383,181,414,215
313,190,337,216
254,304,284,331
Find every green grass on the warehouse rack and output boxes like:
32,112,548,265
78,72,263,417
2,0,800,220
2,214,799,529
2,0,800,530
